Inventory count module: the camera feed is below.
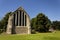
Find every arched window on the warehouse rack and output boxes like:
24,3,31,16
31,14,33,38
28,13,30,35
22,12,24,26
20,11,21,26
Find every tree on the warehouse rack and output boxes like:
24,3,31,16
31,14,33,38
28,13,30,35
52,21,60,30
31,13,51,32
0,12,12,32
31,18,36,29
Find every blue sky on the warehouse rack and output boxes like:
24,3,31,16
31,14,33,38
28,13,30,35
0,0,60,21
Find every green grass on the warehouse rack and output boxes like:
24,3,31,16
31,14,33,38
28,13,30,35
0,31,60,40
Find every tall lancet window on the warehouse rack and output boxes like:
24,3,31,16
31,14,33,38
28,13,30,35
20,11,21,26
13,14,15,26
22,12,24,26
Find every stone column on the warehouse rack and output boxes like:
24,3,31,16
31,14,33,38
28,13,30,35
6,15,13,34
27,15,31,34
16,12,18,26
24,12,25,26
25,15,27,26
18,11,20,26
21,11,23,26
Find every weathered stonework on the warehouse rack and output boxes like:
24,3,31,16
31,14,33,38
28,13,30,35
6,7,31,34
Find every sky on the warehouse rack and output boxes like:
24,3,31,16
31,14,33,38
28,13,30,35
0,0,60,21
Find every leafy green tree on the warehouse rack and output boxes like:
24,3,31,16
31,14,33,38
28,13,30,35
31,13,51,32
31,18,37,33
52,21,60,30
31,18,36,29
0,12,12,32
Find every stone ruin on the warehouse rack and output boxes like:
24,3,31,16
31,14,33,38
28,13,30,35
6,7,31,34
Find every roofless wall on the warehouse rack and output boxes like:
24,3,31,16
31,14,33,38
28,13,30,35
6,7,31,34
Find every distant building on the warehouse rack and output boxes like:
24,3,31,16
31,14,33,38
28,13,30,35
49,27,54,32
6,7,31,34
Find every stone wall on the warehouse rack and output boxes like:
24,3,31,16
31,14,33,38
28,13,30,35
15,26,28,34
6,7,31,34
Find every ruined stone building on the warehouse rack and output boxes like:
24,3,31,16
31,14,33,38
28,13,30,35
6,7,31,34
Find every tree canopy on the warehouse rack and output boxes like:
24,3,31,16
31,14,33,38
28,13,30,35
52,21,60,30
0,12,12,32
31,13,51,32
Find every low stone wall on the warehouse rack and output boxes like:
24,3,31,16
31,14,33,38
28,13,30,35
15,26,28,34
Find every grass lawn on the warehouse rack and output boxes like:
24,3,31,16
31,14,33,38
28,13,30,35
0,31,60,40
